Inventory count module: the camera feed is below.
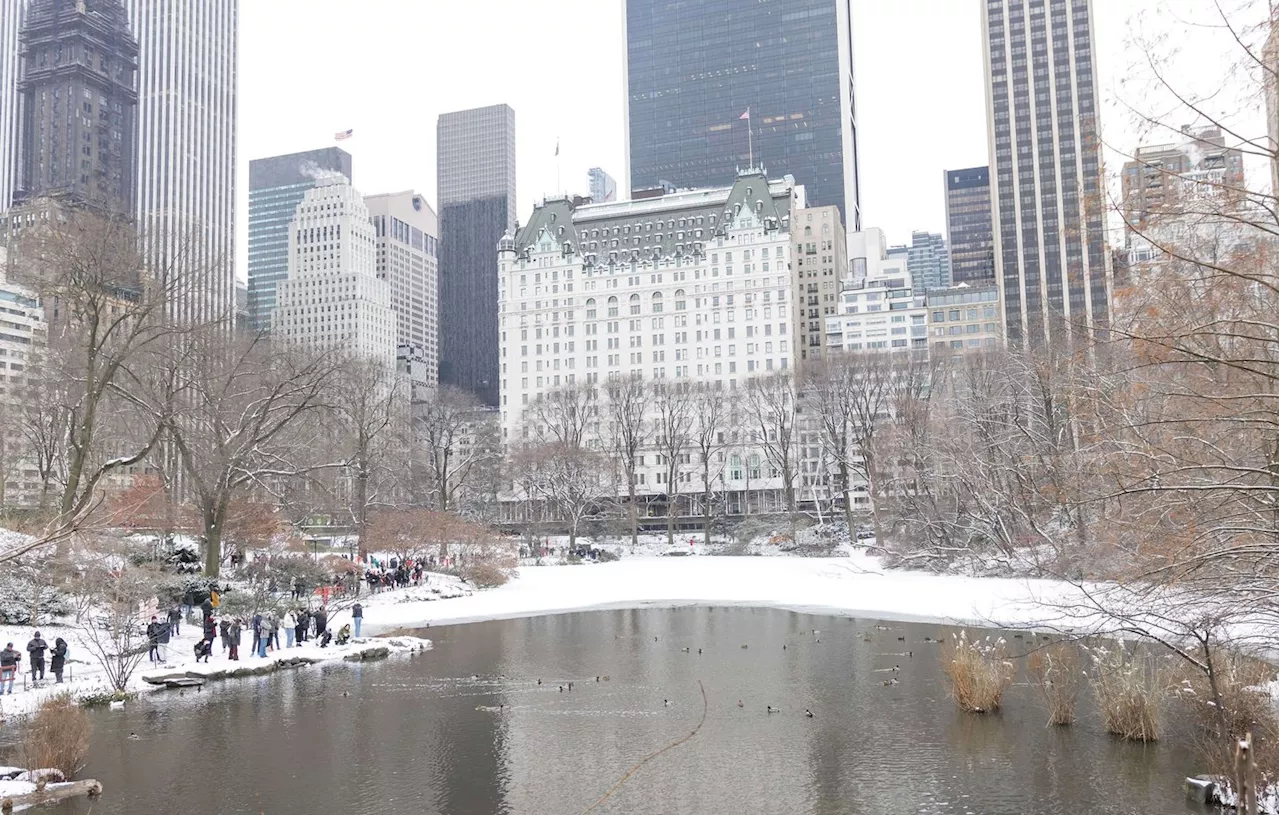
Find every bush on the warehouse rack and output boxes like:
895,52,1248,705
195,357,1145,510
462,561,511,588
1176,651,1278,791
596,548,621,563
1089,645,1163,741
941,630,1015,713
0,562,71,624
1027,642,1082,725
23,693,92,778
78,689,136,709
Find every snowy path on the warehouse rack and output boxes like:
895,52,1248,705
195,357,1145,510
359,553,1079,635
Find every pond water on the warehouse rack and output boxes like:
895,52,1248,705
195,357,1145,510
27,607,1202,815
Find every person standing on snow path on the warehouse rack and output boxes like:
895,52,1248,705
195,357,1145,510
50,637,68,683
26,631,48,681
269,613,281,651
257,612,272,658
283,610,296,648
168,604,182,637
146,616,164,663
219,618,231,654
251,612,262,657
228,618,242,661
0,642,21,694
294,608,308,644
352,602,363,639
156,613,171,664
314,606,328,638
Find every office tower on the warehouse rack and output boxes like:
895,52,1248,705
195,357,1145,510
944,166,995,285
588,167,617,203
625,0,861,230
907,230,950,292
437,103,515,407
1120,125,1246,232
273,177,397,370
0,1,21,212
12,0,136,213
498,168,800,434
926,284,1003,354
365,190,439,398
791,204,846,364
247,147,352,331
125,0,238,324
982,0,1110,347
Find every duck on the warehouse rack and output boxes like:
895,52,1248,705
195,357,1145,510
342,691,349,697
681,647,690,653
892,665,900,673
766,705,780,714
908,651,913,658
663,699,671,707
654,636,659,642
737,699,744,708
782,645,787,650
558,685,564,693
567,682,573,691
127,732,140,740
1013,633,1024,639
896,636,906,642
109,700,125,710
740,644,748,649
804,709,814,718
537,679,542,685
595,676,600,682
470,674,480,680
881,678,899,687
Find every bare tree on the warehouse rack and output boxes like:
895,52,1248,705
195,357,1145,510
604,377,649,548
742,372,800,525
689,382,730,545
513,441,604,551
75,561,165,692
414,386,500,515
651,380,695,546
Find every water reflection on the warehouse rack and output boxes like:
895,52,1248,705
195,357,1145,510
29,607,1201,815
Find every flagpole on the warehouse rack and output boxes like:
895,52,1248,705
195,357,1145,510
556,137,561,196
748,112,753,169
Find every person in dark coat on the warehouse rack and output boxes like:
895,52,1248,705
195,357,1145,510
228,618,242,661
146,616,164,663
352,602,363,638
200,596,214,619
26,631,48,681
168,604,182,637
313,607,328,638
294,608,308,644
50,638,68,683
1,643,20,694
251,612,262,657
156,615,171,664
219,618,231,653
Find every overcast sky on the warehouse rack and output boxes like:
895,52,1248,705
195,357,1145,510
236,0,1269,280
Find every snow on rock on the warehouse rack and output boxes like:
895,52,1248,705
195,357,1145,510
0,778,37,798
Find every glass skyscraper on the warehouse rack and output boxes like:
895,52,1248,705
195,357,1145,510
983,0,1110,347
944,166,995,287
437,104,515,408
624,0,860,231
247,147,352,332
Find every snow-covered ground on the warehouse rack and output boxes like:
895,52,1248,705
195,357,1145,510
358,551,1080,635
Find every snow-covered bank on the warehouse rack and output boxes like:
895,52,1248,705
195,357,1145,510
361,552,1083,634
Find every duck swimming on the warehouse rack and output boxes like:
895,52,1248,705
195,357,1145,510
737,700,744,708
804,709,814,718
766,705,780,713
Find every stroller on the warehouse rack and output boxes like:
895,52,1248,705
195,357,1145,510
193,639,213,663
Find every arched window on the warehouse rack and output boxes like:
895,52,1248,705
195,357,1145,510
629,293,641,315
585,297,596,319
804,226,812,236
651,291,664,313
675,289,687,311
607,296,619,317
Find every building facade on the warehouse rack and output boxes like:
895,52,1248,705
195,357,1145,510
15,0,137,213
825,228,928,355
926,283,1002,354
1120,125,1246,234
0,257,46,507
588,167,617,203
982,0,1110,348
907,230,950,292
944,166,995,286
365,190,439,394
624,0,861,231
125,0,238,325
437,104,515,407
272,178,397,371
247,147,352,332
790,204,845,365
0,0,23,212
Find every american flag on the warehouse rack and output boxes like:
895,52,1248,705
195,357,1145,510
739,108,750,120
334,129,353,141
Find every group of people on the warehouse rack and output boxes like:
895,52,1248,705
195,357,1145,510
0,632,69,693
190,599,365,663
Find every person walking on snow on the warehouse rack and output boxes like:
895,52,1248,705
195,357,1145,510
26,631,48,681
168,604,182,637
0,642,20,694
146,616,164,663
352,602,363,639
50,637,67,683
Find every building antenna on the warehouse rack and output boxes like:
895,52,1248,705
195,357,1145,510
739,108,753,169
555,137,561,196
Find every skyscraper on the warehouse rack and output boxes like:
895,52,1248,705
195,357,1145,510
624,0,861,230
437,104,515,407
587,167,616,203
907,230,950,292
247,147,352,332
14,0,138,213
0,1,23,213
365,189,439,396
982,0,1110,347
944,166,995,286
273,177,397,370
125,0,238,324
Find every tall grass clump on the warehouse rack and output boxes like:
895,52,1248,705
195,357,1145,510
22,692,93,778
1089,644,1163,742
941,630,1015,713
1027,641,1082,726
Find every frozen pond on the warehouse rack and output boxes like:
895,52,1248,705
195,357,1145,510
34,607,1201,814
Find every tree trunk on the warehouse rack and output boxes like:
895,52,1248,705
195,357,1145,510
702,466,713,547
355,452,370,561
202,498,229,577
628,476,638,550
839,459,854,536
